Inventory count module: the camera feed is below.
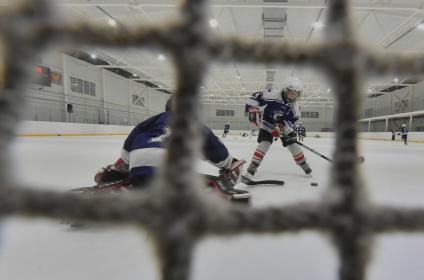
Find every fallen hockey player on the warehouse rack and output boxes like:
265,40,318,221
72,97,250,204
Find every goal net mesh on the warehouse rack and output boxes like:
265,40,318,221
1,1,424,279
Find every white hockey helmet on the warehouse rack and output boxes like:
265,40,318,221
282,76,304,103
402,123,406,127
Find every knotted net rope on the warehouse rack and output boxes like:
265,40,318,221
1,1,424,279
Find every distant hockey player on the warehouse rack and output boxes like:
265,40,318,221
222,122,230,138
397,123,408,145
244,76,312,178
94,97,249,201
297,122,306,142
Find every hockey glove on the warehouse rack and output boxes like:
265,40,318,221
247,107,261,127
271,123,284,138
281,131,297,147
94,158,129,185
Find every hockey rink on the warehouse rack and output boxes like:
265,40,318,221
1,135,424,280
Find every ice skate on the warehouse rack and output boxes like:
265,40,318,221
244,161,259,179
216,159,250,201
300,161,312,175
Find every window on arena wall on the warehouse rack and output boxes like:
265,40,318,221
216,109,235,117
301,111,319,119
70,76,96,96
132,95,145,107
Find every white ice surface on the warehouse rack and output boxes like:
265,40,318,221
1,136,424,279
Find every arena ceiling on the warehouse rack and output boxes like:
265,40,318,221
33,0,424,105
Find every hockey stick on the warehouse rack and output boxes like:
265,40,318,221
241,175,285,186
204,174,284,186
295,141,334,163
295,141,365,163
70,180,127,192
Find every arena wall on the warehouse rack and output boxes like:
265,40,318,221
16,121,424,143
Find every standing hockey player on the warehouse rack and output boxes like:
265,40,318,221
94,97,249,201
297,122,306,142
244,77,312,178
398,123,408,145
222,122,230,138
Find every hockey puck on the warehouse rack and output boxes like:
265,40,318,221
310,182,318,187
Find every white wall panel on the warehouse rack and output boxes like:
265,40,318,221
63,54,103,101
102,70,130,107
17,121,134,135
148,90,169,114
24,51,171,126
201,103,335,131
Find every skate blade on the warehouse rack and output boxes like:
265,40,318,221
231,196,250,204
232,193,251,199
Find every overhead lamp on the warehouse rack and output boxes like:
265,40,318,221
90,54,97,59
327,88,331,92
313,22,324,29
394,78,399,83
132,73,137,77
108,18,117,26
158,54,166,61
209,18,218,28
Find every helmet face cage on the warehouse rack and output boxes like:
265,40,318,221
282,77,303,103
283,87,302,103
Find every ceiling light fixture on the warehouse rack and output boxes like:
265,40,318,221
158,54,166,61
108,18,117,26
90,54,97,59
394,78,399,83
313,22,324,29
209,18,218,28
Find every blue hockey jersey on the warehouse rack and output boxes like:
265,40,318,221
399,127,408,138
121,112,233,179
245,90,300,133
